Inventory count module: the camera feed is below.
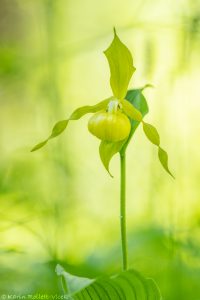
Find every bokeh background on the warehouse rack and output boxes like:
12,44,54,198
1,0,200,299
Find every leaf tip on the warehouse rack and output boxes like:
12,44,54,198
113,27,117,36
55,264,64,276
142,83,155,91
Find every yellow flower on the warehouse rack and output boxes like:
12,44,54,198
88,100,131,142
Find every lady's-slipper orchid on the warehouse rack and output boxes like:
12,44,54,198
31,29,174,179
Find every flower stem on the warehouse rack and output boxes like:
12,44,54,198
120,151,128,271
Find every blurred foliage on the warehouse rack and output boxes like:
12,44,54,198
1,0,200,299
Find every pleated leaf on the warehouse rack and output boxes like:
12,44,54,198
31,97,112,152
104,29,136,100
56,265,162,300
56,265,93,295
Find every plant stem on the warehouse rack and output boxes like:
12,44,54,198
120,151,128,271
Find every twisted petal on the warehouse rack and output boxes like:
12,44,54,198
118,88,174,178
31,97,113,152
142,122,174,178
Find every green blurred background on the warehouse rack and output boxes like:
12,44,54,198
1,0,200,299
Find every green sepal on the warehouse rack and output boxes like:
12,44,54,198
99,140,125,177
56,264,162,300
31,97,113,152
104,29,136,100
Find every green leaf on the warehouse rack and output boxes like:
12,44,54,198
158,147,175,179
104,29,136,100
56,265,162,300
99,140,125,177
126,88,149,116
121,87,149,152
142,122,160,146
146,278,163,300
56,265,93,296
121,99,143,122
31,97,112,152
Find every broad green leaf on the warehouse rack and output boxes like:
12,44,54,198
31,97,113,152
56,264,93,295
121,99,143,122
104,29,136,100
146,278,163,300
158,147,175,178
99,140,125,177
126,88,149,115
56,265,162,300
142,122,160,146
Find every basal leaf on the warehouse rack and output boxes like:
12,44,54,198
142,122,160,146
99,140,125,176
121,99,143,122
146,278,163,300
56,265,162,300
56,264,93,296
158,147,175,178
31,97,112,152
104,29,136,100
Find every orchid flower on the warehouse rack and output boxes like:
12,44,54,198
31,29,174,179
